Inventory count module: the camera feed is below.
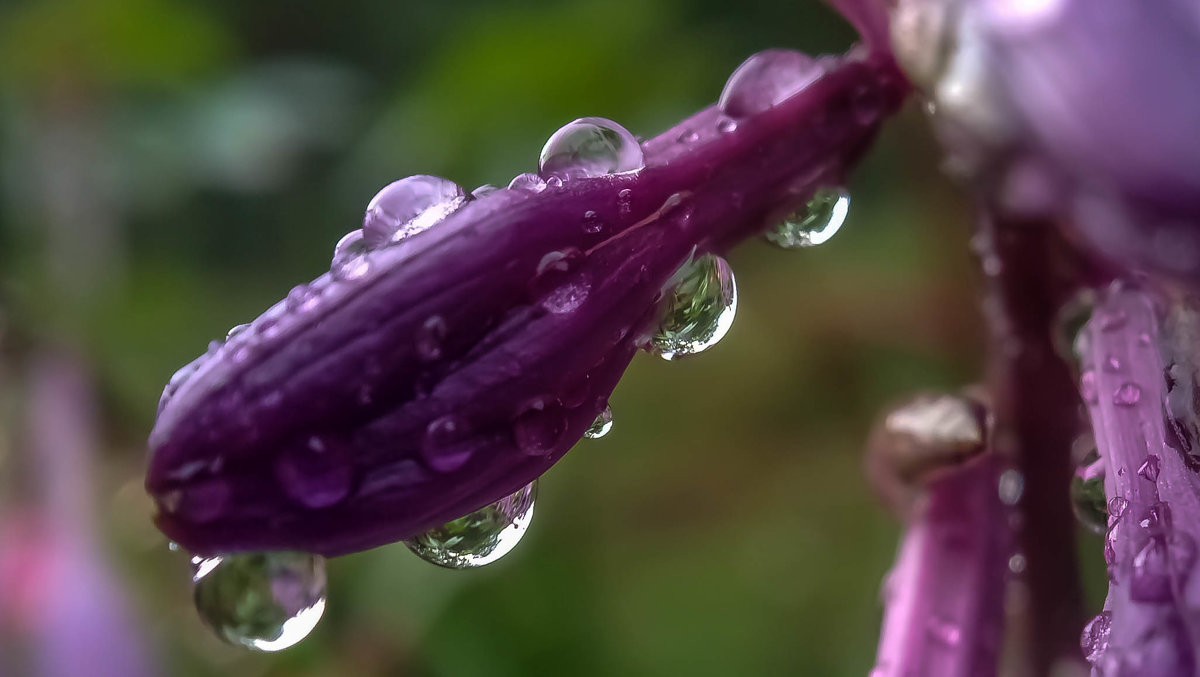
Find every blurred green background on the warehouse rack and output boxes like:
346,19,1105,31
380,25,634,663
0,0,996,675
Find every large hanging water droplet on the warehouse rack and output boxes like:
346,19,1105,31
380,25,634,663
718,49,822,118
765,188,850,248
405,480,537,569
584,405,613,439
650,254,737,360
361,175,465,248
538,117,644,179
192,551,327,652
1070,445,1108,534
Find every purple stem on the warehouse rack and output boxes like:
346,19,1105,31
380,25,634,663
873,453,1008,677
1080,286,1200,676
975,210,1088,675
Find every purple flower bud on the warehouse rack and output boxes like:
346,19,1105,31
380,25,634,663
1080,285,1200,675
147,28,909,556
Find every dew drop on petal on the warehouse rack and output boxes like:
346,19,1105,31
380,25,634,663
1138,454,1161,482
1080,611,1112,664
765,188,850,248
192,551,326,652
508,172,548,193
421,415,475,473
926,617,962,646
512,399,568,456
717,118,738,134
1108,496,1130,519
361,175,465,247
538,117,644,179
718,49,822,119
331,230,371,281
1070,446,1108,534
274,436,353,509
1079,370,1098,404
650,254,737,360
1113,382,1142,407
226,324,250,341
405,480,537,569
584,405,613,439
415,315,448,362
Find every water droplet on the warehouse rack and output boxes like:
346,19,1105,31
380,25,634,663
717,118,738,134
192,551,326,652
538,117,644,179
331,231,371,281
582,210,604,234
1113,382,1142,407
1099,309,1128,332
422,415,475,473
1053,290,1095,367
362,175,465,247
1138,455,1161,482
546,175,564,189
1137,332,1152,347
1008,553,1027,573
542,282,590,314
274,436,353,509
617,188,633,215
1104,355,1122,373
415,316,448,362
927,617,962,645
405,480,537,569
508,173,547,193
226,324,250,340
718,49,822,118
1071,447,1108,533
1080,611,1112,664
512,399,567,456
1131,539,1176,602
677,129,699,144
1079,370,1098,404
765,187,850,248
998,469,1024,506
286,284,318,313
471,184,499,198
650,254,737,360
1108,496,1130,519
584,405,613,439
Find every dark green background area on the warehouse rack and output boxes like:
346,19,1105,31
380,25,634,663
0,0,1042,675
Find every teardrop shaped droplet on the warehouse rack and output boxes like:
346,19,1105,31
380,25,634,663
405,480,537,569
361,175,465,247
766,188,850,248
538,117,644,179
1138,454,1161,482
718,49,822,118
1070,445,1108,534
650,254,738,360
508,172,547,193
192,551,327,652
584,405,613,439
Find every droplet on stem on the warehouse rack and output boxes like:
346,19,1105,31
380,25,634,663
361,175,465,247
765,188,850,248
650,254,738,360
538,117,644,179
